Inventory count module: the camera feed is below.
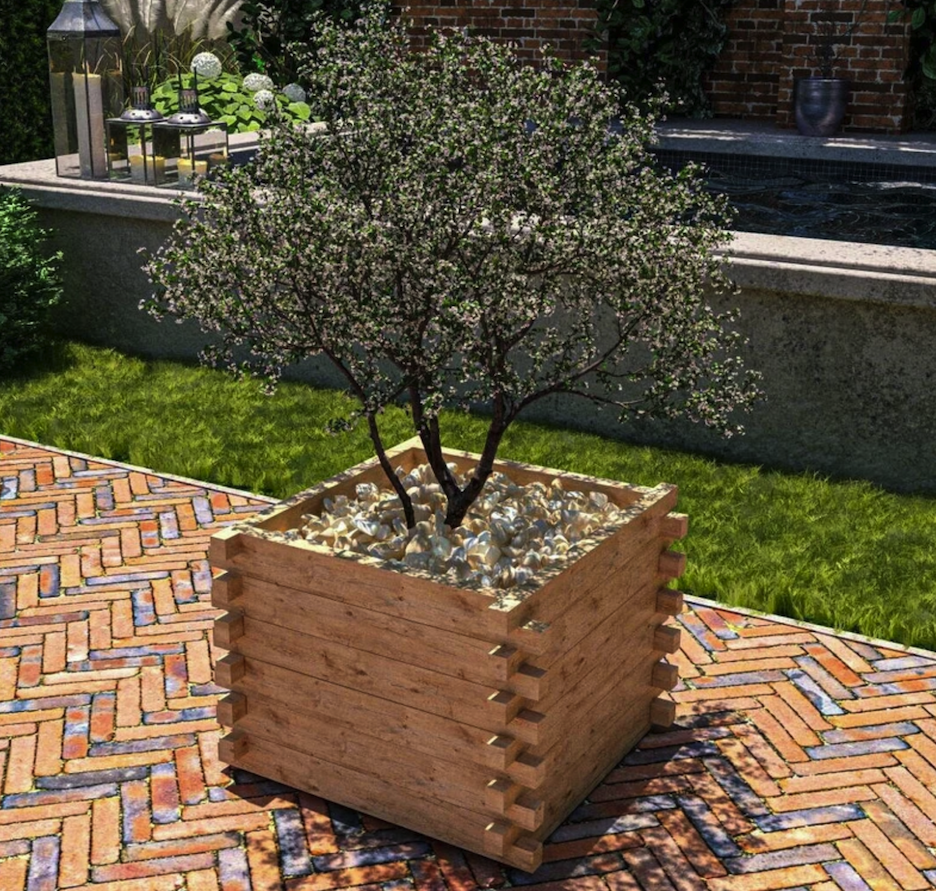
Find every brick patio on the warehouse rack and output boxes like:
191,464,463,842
2,434,936,891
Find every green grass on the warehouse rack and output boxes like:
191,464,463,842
3,340,936,651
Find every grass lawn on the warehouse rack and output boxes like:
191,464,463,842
3,340,935,651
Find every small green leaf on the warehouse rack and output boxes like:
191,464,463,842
221,81,240,93
912,6,926,28
288,101,311,120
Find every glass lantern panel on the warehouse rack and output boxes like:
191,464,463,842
48,36,81,176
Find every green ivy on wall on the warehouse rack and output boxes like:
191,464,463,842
590,0,735,117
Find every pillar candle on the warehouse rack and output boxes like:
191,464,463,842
129,154,145,183
177,157,194,187
73,72,106,178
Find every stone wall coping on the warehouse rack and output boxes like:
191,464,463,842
656,119,936,166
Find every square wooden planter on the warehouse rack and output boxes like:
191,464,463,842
210,438,686,872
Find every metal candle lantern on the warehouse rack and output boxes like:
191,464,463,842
47,0,125,179
106,83,166,185
151,74,229,189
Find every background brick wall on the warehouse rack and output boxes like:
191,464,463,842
392,1,606,72
704,0,912,133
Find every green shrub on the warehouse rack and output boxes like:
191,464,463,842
151,71,311,132
591,0,735,118
0,0,63,164
0,188,63,372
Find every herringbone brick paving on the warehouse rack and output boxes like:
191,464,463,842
1,435,935,891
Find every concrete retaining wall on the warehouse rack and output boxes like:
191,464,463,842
2,142,935,495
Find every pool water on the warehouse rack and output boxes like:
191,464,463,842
654,149,936,251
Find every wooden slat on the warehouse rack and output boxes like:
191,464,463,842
209,528,243,563
483,820,521,857
650,697,676,730
233,705,495,816
217,692,247,726
213,611,244,649
228,728,544,871
221,534,508,639
538,693,652,838
660,513,689,540
210,571,242,608
489,645,523,682
658,550,687,579
215,574,506,688
507,795,544,832
228,732,547,869
511,576,662,749
483,734,524,770
651,661,679,691
653,625,681,655
522,546,667,670
522,636,660,760
231,656,507,772
507,664,548,701
655,589,684,616
214,652,245,687
230,614,512,730
506,751,546,788
218,728,247,761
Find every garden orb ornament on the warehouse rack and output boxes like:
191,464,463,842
47,0,125,179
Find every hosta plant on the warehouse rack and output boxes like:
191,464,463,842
144,1,762,530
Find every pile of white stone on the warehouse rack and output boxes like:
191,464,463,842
286,462,626,590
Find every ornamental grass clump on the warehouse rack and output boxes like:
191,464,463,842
143,2,762,532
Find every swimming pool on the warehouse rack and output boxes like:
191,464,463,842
654,149,936,251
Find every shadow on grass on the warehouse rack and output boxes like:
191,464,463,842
0,337,77,383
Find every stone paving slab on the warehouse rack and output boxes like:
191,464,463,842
1,434,935,891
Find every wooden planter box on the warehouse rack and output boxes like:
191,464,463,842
210,438,686,872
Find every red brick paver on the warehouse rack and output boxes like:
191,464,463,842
2,435,936,891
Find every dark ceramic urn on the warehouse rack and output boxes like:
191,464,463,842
794,77,849,137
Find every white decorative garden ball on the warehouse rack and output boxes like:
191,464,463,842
282,83,306,104
243,73,274,92
254,89,276,112
190,52,222,79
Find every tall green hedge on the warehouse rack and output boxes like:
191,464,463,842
0,0,63,165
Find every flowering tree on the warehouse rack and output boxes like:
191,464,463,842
143,2,761,530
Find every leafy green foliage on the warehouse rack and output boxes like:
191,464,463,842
2,341,934,649
145,1,761,528
591,0,735,117
0,188,62,374
888,0,936,81
0,0,64,164
226,0,368,85
151,72,311,133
